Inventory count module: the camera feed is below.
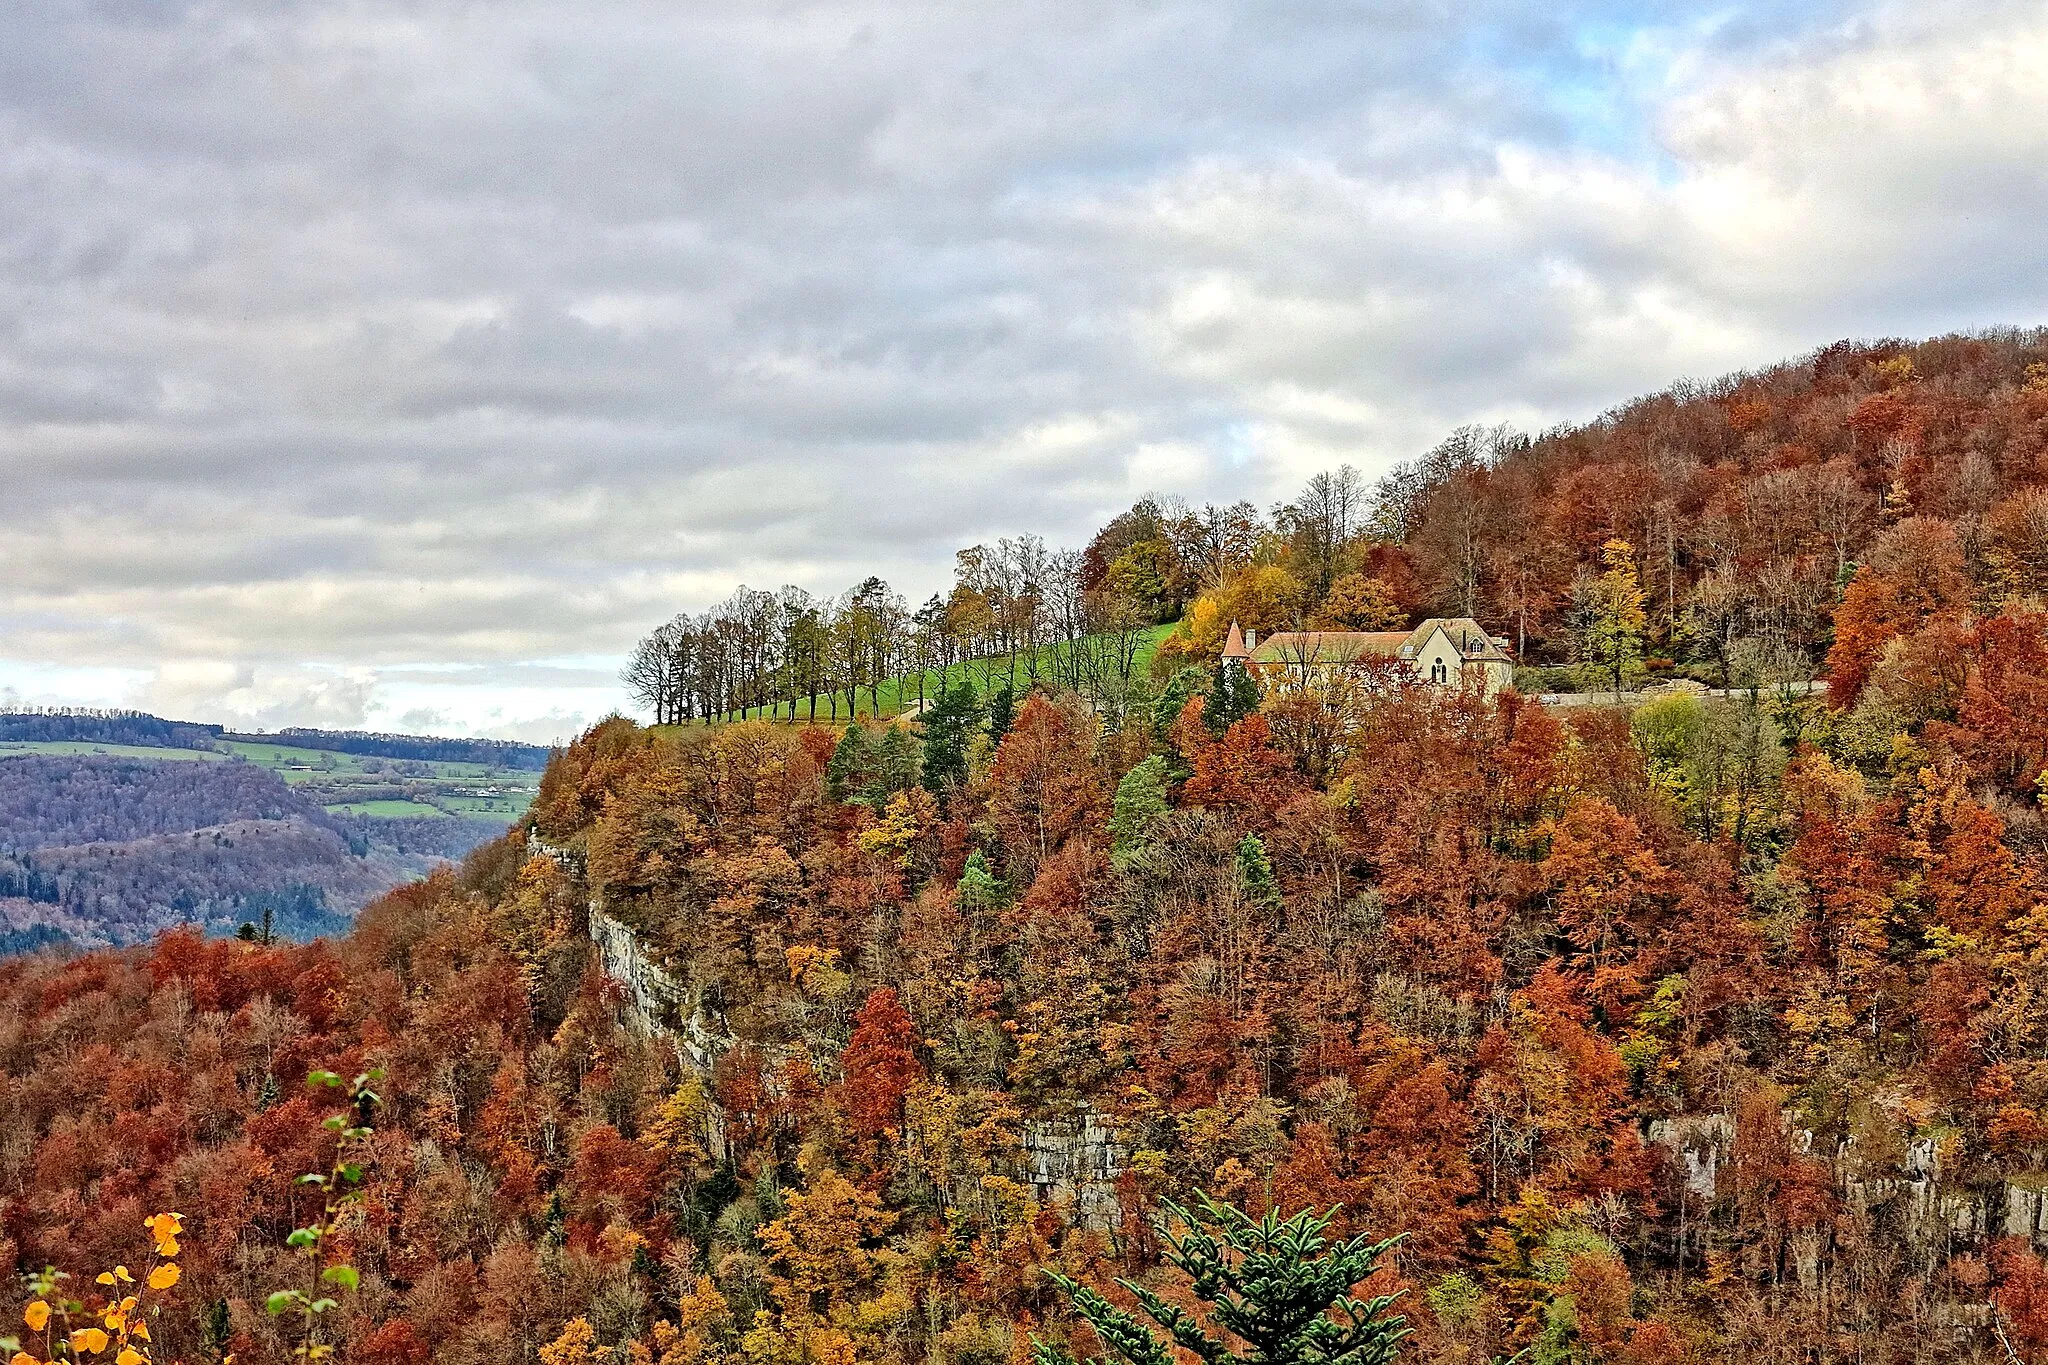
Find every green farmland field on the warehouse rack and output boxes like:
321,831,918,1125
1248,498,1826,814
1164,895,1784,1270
323,799,454,818
216,740,503,781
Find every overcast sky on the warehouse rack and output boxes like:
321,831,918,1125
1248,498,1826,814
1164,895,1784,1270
2,0,2044,741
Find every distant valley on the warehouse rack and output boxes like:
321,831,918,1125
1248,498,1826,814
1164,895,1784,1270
0,709,548,949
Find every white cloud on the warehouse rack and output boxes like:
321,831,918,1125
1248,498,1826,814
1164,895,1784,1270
135,663,378,732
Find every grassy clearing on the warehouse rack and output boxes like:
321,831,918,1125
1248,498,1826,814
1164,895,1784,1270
323,799,453,818
441,794,532,816
0,740,226,762
703,624,1179,726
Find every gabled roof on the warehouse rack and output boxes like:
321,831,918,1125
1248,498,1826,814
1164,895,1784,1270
1249,631,1409,664
1423,618,1514,663
1246,618,1514,667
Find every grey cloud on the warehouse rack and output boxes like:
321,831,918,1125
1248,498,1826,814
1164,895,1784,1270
2,0,2044,732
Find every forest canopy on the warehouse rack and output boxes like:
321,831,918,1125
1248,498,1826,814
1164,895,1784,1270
0,756,503,946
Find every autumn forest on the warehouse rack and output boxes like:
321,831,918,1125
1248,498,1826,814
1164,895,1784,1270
13,330,2048,1365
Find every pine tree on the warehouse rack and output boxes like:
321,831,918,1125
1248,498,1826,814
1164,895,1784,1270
919,679,981,797
957,850,1007,916
204,1298,232,1361
1208,658,1261,734
1235,833,1280,911
1034,1193,1408,1365
987,685,1016,743
1111,756,1171,870
826,724,871,805
1153,666,1208,741
872,726,924,807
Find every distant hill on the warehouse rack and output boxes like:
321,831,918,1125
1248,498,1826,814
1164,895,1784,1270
0,754,311,849
0,708,222,750
0,754,508,949
225,727,554,770
0,706,554,768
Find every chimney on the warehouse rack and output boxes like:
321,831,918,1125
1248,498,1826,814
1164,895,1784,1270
1245,630,1257,650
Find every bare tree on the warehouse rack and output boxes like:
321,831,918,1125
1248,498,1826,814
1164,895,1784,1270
1279,465,1371,596
622,619,686,724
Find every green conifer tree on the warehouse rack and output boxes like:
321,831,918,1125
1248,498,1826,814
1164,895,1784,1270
987,685,1016,743
1208,658,1261,734
1153,665,1208,741
957,850,1008,916
1111,755,1171,871
920,679,981,798
1235,832,1280,911
826,723,872,805
871,725,924,806
204,1299,233,1362
1034,1193,1408,1365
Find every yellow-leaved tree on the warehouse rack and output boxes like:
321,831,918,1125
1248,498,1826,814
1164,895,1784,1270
1577,538,1648,698
9,1211,184,1365
742,1169,910,1365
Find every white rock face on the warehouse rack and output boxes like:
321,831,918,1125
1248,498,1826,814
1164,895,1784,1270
1019,1109,1130,1230
1648,1109,2026,1255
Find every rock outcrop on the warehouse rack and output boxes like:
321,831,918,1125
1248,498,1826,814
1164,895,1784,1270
1648,1110,2037,1259
582,896,1130,1226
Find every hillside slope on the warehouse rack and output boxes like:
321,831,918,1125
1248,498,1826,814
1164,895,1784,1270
627,330,2048,738
14,335,2048,1363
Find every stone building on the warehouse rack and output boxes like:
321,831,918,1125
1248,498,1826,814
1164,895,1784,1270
1222,616,1514,698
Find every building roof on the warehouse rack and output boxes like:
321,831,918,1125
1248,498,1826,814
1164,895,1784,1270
1423,618,1515,663
1249,631,1409,664
1247,618,1513,667
1222,620,1249,660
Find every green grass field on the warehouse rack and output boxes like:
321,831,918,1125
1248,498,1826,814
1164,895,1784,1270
703,624,1178,726
0,740,226,762
441,794,532,815
322,799,453,818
